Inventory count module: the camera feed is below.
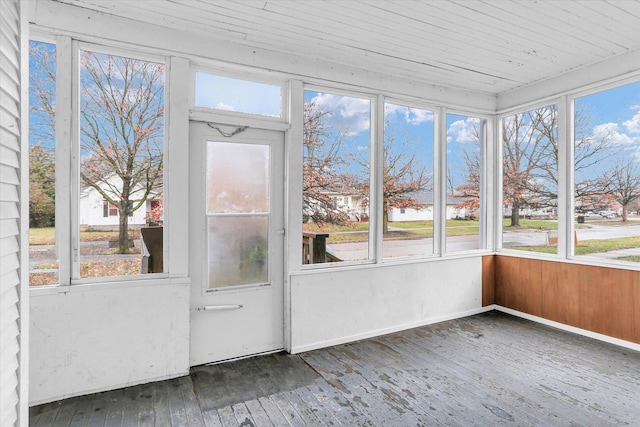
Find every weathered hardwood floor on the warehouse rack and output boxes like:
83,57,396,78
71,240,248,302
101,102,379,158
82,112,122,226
29,311,640,426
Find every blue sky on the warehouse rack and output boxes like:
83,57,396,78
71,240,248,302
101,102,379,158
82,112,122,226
30,39,640,187
303,89,480,187
195,72,281,117
29,41,56,150
575,80,640,180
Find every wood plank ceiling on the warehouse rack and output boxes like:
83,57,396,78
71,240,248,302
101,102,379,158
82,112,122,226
50,0,640,96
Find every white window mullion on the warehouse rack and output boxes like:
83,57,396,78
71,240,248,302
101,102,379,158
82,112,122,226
70,39,81,280
55,35,73,285
479,117,491,251
287,79,304,271
495,116,505,251
166,56,190,276
434,107,446,256
558,95,573,259
373,94,385,263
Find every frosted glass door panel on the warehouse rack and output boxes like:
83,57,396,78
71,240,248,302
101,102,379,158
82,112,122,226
208,216,268,288
207,142,269,213
206,141,272,289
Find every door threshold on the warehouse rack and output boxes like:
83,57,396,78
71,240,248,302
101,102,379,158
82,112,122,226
204,348,285,366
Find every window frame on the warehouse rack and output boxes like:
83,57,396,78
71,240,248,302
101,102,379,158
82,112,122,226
301,84,377,268
497,100,563,258
443,109,491,254
190,62,289,129
566,76,640,267
29,35,170,287
380,98,438,261
299,89,495,270
73,41,168,283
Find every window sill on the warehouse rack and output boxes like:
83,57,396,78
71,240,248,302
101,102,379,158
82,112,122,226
29,275,190,296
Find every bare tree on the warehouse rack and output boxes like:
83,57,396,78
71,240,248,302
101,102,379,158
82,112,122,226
599,158,640,221
450,118,482,214
532,104,620,205
502,104,618,227
29,42,56,144
29,43,57,228
454,148,481,213
502,108,553,226
304,102,432,232
380,127,432,233
303,101,356,225
29,46,165,254
79,52,164,253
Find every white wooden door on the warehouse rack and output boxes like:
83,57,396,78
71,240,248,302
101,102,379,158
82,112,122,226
189,122,285,366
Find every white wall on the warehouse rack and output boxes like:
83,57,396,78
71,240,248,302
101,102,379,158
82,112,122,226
78,188,148,227
388,205,464,222
29,280,190,405
289,257,484,353
388,206,434,222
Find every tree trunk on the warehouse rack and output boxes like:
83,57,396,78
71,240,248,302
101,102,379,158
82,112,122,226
622,204,628,222
383,208,389,234
117,203,130,254
510,203,520,227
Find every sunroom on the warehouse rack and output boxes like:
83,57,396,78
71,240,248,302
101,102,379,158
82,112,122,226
3,0,640,425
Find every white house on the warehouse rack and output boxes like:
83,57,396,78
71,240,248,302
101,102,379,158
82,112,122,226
78,179,162,228
388,192,476,222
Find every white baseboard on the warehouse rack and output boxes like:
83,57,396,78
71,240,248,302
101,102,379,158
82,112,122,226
494,306,640,353
29,370,189,407
290,305,495,354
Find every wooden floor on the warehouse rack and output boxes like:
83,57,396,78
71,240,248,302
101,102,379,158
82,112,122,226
30,311,640,426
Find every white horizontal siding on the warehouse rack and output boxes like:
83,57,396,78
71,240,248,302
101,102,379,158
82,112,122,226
0,0,24,425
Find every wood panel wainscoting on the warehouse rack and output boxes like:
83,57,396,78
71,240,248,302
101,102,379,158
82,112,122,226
482,255,640,345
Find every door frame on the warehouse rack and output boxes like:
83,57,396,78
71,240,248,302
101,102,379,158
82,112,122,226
188,121,287,365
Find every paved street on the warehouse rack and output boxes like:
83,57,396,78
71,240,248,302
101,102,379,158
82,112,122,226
29,222,640,275
329,222,640,261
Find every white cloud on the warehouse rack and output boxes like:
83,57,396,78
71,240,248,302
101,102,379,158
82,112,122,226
215,102,235,111
405,108,433,125
385,104,433,125
447,117,480,144
593,122,635,145
623,111,640,134
311,93,371,136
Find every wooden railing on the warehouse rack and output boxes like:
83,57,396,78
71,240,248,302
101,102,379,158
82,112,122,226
303,231,329,264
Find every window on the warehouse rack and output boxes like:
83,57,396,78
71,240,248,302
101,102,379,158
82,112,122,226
446,114,485,252
103,201,117,217
302,89,372,264
573,81,640,263
206,142,270,288
502,104,558,254
78,49,165,279
29,40,58,286
382,103,434,259
194,71,282,118
102,201,134,217
28,38,166,285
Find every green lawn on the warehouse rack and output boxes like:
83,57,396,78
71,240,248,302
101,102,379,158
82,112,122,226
502,219,557,230
510,235,640,257
388,220,434,229
29,227,55,245
30,227,140,245
305,219,482,243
